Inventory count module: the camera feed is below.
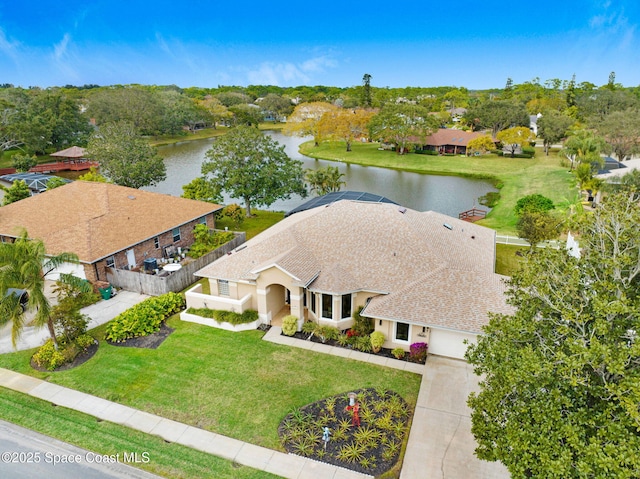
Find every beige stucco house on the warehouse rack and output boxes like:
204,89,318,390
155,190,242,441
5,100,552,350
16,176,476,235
187,199,512,359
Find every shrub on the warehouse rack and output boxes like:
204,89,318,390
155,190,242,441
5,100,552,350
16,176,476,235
352,306,374,336
75,333,95,350
33,340,66,371
106,292,185,342
188,225,236,259
370,331,385,353
391,347,405,360
522,146,536,157
409,342,428,363
240,309,259,323
337,333,350,347
355,335,373,352
302,321,316,334
315,324,340,343
414,149,438,155
514,194,555,216
478,191,501,208
282,315,298,336
185,307,258,325
51,301,90,344
223,204,245,226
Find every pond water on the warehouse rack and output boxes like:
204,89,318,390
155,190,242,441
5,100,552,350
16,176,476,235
145,131,496,217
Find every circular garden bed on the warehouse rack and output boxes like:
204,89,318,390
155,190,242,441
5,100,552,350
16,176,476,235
279,387,411,476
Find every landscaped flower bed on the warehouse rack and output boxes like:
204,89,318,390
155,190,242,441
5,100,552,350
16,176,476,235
279,387,411,476
287,329,428,364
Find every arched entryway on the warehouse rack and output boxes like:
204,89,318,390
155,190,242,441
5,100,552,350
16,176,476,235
265,283,289,326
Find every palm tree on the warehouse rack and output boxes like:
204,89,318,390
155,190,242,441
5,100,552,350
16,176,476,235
561,129,606,171
305,166,346,196
0,230,89,348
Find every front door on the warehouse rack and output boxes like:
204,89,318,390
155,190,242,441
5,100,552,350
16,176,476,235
126,249,136,269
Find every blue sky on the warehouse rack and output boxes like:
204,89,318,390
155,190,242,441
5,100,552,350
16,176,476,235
1,1,638,89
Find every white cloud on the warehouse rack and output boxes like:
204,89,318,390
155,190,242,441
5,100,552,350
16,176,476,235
300,55,337,73
50,33,80,81
0,27,20,60
53,33,71,61
156,32,173,57
246,55,338,86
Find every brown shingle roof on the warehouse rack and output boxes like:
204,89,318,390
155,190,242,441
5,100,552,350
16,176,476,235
196,200,510,332
50,146,87,158
423,128,491,147
0,181,222,263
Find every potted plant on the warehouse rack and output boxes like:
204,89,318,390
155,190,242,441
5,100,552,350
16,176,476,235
370,331,386,353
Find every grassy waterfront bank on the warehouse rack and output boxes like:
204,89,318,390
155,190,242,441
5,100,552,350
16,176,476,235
300,141,578,234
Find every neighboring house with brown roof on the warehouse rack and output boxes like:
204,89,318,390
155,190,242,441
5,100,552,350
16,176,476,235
187,199,512,359
0,181,222,284
418,128,494,155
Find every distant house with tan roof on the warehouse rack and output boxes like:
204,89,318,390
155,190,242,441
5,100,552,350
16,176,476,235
0,181,222,283
187,199,512,359
418,128,495,155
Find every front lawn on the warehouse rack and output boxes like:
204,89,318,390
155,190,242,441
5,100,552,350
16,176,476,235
0,388,276,479
300,141,579,235
0,316,421,452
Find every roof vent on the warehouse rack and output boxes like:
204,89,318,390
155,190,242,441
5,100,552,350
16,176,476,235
398,207,407,214
127,195,136,200
443,223,453,230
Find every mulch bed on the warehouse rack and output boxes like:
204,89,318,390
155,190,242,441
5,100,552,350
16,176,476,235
30,340,99,372
279,387,410,476
287,331,427,364
106,324,174,349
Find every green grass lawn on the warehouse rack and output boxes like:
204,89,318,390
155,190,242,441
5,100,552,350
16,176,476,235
300,141,579,235
495,244,528,276
216,209,285,239
0,316,421,451
0,388,278,479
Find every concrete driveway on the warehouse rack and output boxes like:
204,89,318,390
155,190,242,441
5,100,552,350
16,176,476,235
0,285,149,354
401,356,510,479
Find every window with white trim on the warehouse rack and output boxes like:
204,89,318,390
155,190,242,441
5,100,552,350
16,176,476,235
172,227,181,242
218,279,229,296
106,256,115,268
199,216,207,225
395,322,410,342
154,237,160,249
321,294,332,319
310,292,316,314
341,294,352,319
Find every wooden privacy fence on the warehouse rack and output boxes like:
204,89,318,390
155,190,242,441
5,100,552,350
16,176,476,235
106,232,246,296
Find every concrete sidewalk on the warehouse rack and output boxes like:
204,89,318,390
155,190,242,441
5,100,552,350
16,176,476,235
0,367,370,479
0,290,149,354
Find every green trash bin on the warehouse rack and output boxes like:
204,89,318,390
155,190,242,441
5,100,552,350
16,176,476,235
99,285,112,300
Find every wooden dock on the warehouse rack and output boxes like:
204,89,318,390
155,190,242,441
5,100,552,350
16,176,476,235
459,207,487,222
0,160,98,176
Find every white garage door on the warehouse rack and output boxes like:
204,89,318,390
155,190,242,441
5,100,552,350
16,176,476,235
47,261,87,281
429,329,478,360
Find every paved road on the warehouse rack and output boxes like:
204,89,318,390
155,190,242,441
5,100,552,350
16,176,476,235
0,420,163,479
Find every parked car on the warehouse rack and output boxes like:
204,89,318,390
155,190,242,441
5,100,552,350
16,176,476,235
4,288,29,312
